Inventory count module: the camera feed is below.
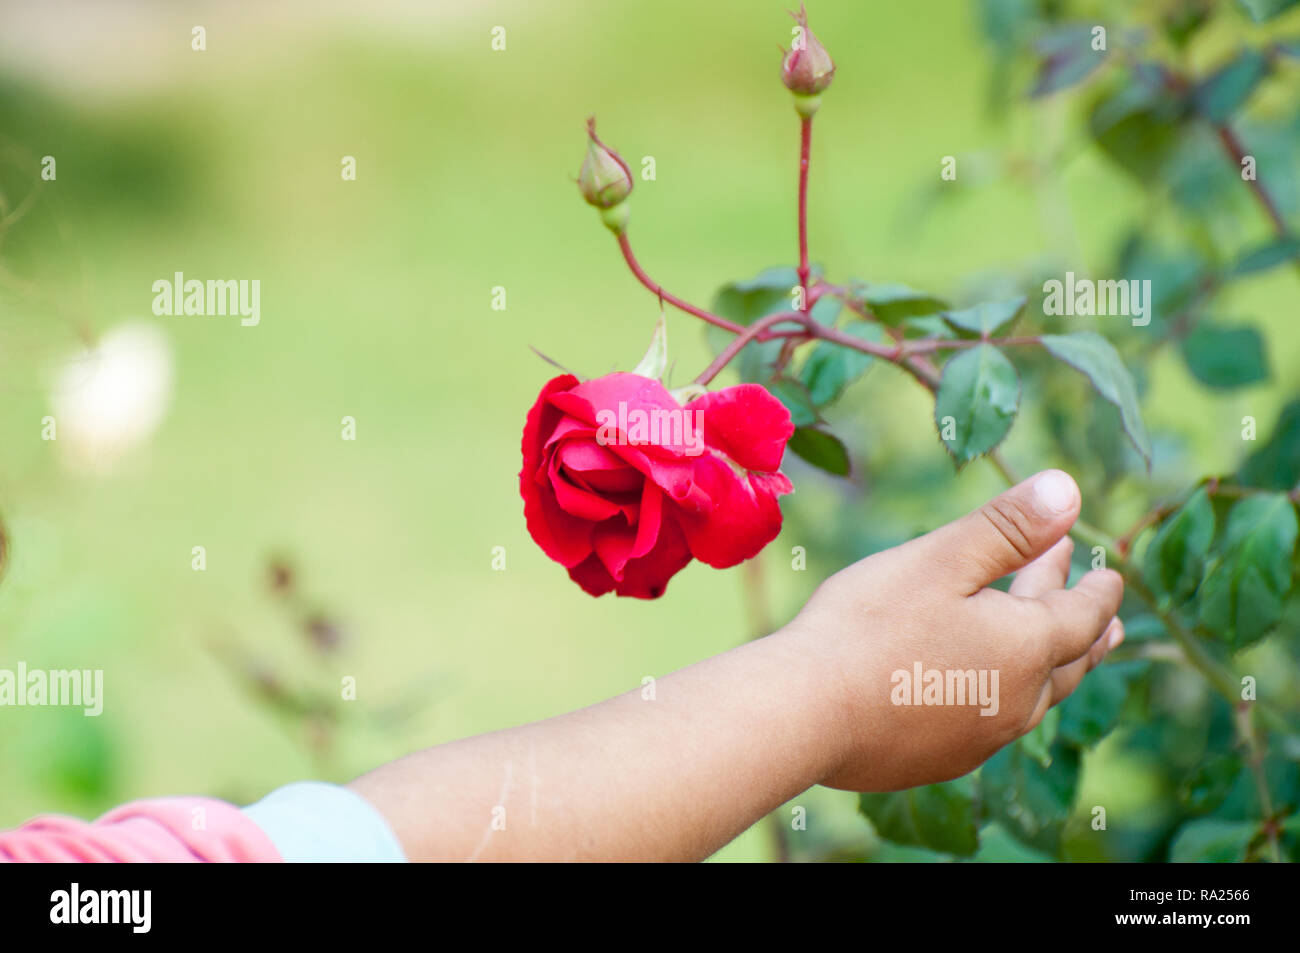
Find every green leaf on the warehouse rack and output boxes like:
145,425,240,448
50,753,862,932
1180,322,1269,390
902,315,958,339
1115,233,1210,324
1030,24,1108,98
631,312,668,380
33,709,117,800
1143,486,1216,604
1089,64,1190,181
1163,0,1213,48
934,344,1020,466
1021,706,1059,768
1239,399,1300,490
768,377,818,428
853,283,948,325
941,296,1027,337
1231,235,1300,276
787,426,850,476
1236,0,1300,23
979,741,1080,853
970,823,1055,862
1179,753,1243,815
1169,818,1257,862
976,0,1037,50
1194,49,1269,123
799,322,885,406
1199,493,1299,650
1056,661,1143,748
858,777,979,856
1040,331,1151,464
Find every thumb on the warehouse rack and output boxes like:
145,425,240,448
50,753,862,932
922,469,1081,594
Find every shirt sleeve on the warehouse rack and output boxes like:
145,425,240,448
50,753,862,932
0,797,283,862
240,781,407,863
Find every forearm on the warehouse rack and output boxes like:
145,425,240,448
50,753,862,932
348,625,847,861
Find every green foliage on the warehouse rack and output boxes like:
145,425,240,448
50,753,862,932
787,426,851,476
1194,49,1269,124
859,777,980,856
1055,661,1145,748
705,0,1300,864
1239,400,1300,490
934,344,1020,464
1169,818,1257,862
1089,65,1190,181
1030,24,1107,98
799,322,884,406
1143,486,1215,604
1180,322,1269,390
1179,753,1244,815
1039,332,1151,463
769,377,818,427
1232,235,1300,276
850,283,948,325
941,296,1026,337
1235,0,1300,23
979,741,1080,853
1198,494,1299,650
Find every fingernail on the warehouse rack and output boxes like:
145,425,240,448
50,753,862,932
1032,470,1077,515
1108,622,1124,649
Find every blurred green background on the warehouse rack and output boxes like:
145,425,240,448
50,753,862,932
0,0,1296,861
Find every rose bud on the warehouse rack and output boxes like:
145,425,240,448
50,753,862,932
577,118,633,212
520,373,795,599
781,6,835,107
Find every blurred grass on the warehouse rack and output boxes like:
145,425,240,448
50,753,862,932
0,0,1296,861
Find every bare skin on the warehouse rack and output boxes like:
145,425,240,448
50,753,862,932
349,469,1124,861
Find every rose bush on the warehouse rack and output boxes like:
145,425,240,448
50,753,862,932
520,371,794,598
514,2,1300,862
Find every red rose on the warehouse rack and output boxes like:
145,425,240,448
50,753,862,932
520,372,795,599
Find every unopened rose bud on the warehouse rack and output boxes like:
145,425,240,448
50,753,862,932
781,6,834,109
577,118,633,212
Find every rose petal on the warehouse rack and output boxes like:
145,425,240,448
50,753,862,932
614,515,693,599
567,553,616,596
675,454,791,568
557,438,627,473
549,372,701,458
630,480,663,560
687,383,794,473
593,521,637,581
548,454,622,522
520,374,593,568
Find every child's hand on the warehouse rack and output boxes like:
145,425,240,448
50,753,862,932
348,469,1124,861
785,469,1123,792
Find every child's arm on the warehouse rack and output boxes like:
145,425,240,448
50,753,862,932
350,470,1124,861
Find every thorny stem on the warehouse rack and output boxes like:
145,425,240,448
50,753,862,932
616,232,748,336
695,311,808,386
612,112,1286,858
1216,124,1287,235
1215,123,1300,281
797,116,812,310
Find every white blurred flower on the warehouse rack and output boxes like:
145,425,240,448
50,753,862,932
51,321,173,470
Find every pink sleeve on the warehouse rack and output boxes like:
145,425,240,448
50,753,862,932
0,797,284,863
